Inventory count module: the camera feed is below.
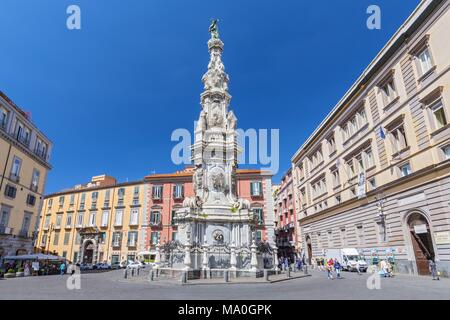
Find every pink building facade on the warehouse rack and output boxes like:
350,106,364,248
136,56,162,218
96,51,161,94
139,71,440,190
143,167,275,253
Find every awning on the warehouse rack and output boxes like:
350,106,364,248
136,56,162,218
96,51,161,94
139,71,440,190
138,251,157,256
2,253,66,261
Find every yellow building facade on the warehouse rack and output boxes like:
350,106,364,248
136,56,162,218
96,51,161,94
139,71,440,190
0,91,52,259
37,175,147,265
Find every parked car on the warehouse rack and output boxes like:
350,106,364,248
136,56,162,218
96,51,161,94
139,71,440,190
94,263,111,270
126,261,145,269
111,262,121,269
80,263,94,271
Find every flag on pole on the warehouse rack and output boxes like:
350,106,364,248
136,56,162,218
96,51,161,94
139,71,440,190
379,126,386,140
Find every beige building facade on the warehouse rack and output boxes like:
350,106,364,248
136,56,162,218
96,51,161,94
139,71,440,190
291,0,450,276
37,175,147,265
0,91,52,259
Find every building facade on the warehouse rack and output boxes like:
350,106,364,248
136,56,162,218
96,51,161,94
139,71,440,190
273,169,301,260
36,175,146,265
37,168,275,264
291,0,450,276
0,91,52,259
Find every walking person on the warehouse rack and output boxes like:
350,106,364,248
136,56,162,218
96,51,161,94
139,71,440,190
356,259,362,275
428,258,440,280
59,262,66,276
334,258,342,279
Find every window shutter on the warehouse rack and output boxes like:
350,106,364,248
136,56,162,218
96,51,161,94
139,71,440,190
250,182,254,195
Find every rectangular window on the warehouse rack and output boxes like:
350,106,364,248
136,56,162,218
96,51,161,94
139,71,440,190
130,208,139,226
255,231,262,243
400,163,412,177
89,212,96,227
430,99,447,130
55,214,62,228
66,213,72,228
418,47,433,75
4,185,17,199
171,210,177,225
150,211,161,225
104,189,110,207
118,188,125,199
380,78,397,106
69,194,75,206
41,234,48,246
173,184,184,199
346,159,355,177
10,156,22,181
443,145,450,160
76,212,83,227
328,136,336,155
59,196,65,206
331,169,340,188
31,169,40,191
0,107,8,128
112,232,121,247
151,231,160,245
53,232,60,246
369,178,377,190
20,212,32,234
44,215,50,229
152,185,163,200
63,232,70,245
26,194,36,206
101,211,109,227
128,231,138,246
114,210,123,226
250,181,263,197
79,193,86,210
390,124,408,153
253,208,264,225
75,232,81,245
172,232,177,241
365,148,374,168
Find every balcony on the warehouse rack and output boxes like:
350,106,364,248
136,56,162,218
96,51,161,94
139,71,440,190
150,221,162,228
30,184,38,192
16,135,30,147
34,148,47,161
112,242,121,248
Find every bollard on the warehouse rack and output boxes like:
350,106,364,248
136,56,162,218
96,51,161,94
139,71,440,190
137,268,140,276
124,268,128,279
131,268,135,277
286,268,291,278
181,271,187,284
224,270,229,283
304,265,308,275
148,270,154,281
264,269,269,281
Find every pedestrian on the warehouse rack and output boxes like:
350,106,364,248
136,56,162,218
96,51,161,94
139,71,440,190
284,257,289,271
356,259,362,275
334,259,342,279
297,258,303,271
326,263,333,280
428,258,439,280
59,262,66,276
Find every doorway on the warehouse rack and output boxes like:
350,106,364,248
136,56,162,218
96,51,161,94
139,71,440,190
407,212,435,275
83,241,94,264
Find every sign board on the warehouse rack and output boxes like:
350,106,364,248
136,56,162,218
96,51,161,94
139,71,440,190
357,172,366,199
434,231,450,245
414,224,428,234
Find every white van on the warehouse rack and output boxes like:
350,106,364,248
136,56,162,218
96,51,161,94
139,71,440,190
325,248,368,272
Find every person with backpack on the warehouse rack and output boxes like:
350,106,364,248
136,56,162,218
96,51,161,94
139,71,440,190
334,258,342,279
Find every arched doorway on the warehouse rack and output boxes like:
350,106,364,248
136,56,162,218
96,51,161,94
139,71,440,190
83,241,94,264
306,235,312,265
407,212,435,275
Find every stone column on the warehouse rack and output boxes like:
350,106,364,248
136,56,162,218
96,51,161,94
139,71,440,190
250,240,258,271
229,242,237,270
202,241,209,270
273,245,279,272
154,243,161,269
184,242,191,270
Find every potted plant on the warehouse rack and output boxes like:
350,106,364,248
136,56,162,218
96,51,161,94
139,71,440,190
16,267,25,277
4,268,16,278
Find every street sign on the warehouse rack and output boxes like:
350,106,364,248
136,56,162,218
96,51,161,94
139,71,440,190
414,224,428,234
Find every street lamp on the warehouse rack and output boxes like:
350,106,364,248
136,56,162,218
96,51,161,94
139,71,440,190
47,223,55,255
375,193,387,242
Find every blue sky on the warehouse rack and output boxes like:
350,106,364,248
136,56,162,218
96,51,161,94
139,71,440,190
0,0,420,193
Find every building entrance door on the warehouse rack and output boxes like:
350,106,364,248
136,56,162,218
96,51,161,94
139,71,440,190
83,242,94,264
408,212,435,275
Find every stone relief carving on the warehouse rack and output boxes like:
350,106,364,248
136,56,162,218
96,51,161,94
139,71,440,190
210,171,225,192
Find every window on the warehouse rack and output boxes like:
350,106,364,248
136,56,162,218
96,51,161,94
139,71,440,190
341,108,368,141
356,154,365,173
91,191,98,205
128,231,138,246
89,212,96,227
350,187,356,197
335,195,341,205
133,186,140,197
4,185,17,199
66,213,72,227
443,145,450,160
53,232,60,245
130,208,139,226
430,99,447,130
399,163,412,177
69,194,75,207
15,122,31,145
171,210,177,225
99,232,106,244
75,232,81,245
31,169,40,191
63,232,70,245
114,210,123,226
44,215,50,229
104,189,111,207
389,124,408,153
346,159,355,177
41,234,48,246
112,232,121,247
328,136,336,155
250,181,263,197
0,107,8,128
47,198,53,209
117,188,125,205
172,232,177,241
55,214,62,228
331,168,340,188
255,231,262,243
76,212,83,227
26,194,36,206
173,184,184,199
365,148,374,168
380,77,397,106
369,178,377,190
152,185,163,200
417,47,433,75
340,227,347,246
253,208,264,225
356,225,364,245
150,211,161,226
10,156,22,181
151,232,160,245
21,212,32,234
79,193,86,210
59,196,65,207
101,211,109,227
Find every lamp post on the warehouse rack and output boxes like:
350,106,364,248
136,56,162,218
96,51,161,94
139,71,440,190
376,193,387,242
46,223,54,255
